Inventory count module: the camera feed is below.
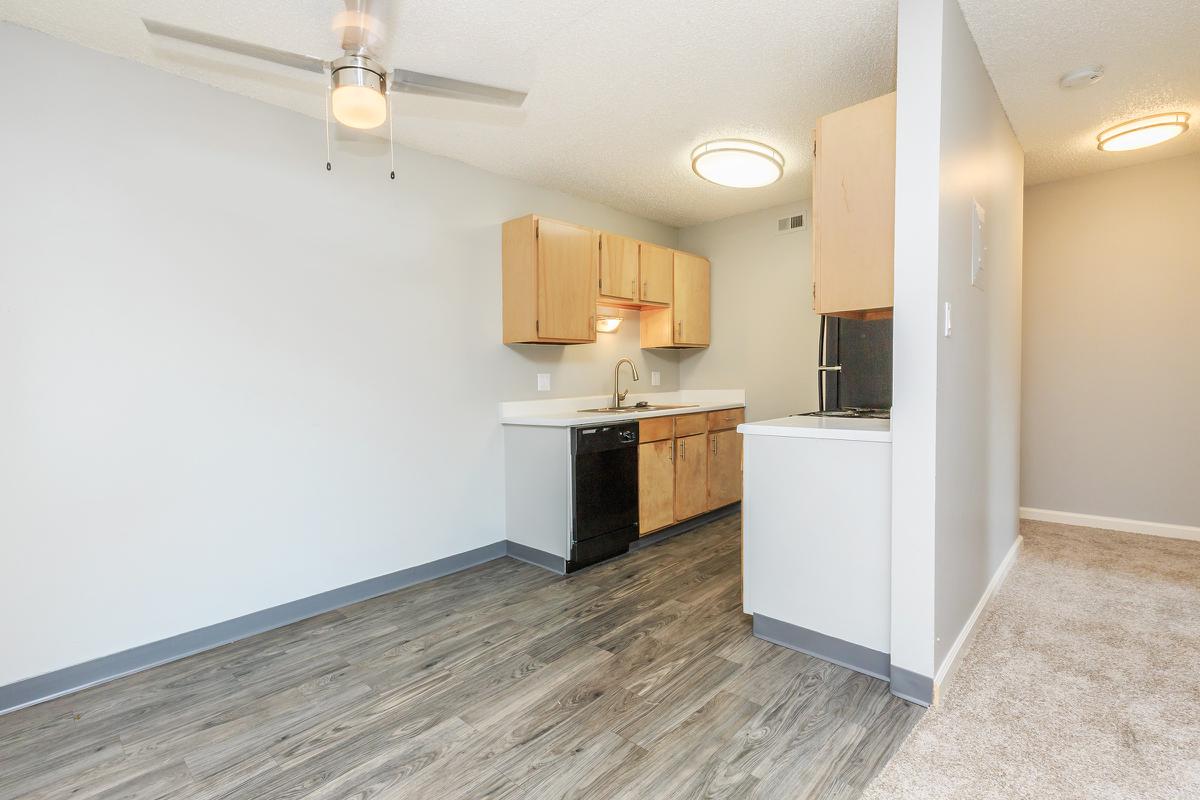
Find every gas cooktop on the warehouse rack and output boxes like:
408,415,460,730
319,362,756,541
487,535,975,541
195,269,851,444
793,407,891,419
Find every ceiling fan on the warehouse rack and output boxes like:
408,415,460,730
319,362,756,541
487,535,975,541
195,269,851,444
142,0,527,167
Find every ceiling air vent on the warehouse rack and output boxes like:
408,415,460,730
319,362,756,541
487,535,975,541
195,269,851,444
777,213,806,234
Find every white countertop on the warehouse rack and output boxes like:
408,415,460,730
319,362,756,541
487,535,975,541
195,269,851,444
500,389,745,427
738,415,892,443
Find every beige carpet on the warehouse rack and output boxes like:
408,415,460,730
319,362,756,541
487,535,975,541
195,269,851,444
862,520,1200,800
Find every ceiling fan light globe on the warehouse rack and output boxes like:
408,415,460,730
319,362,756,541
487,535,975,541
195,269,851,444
330,60,388,129
332,84,386,129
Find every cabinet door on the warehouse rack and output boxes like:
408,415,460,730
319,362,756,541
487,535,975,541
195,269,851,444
537,218,598,341
707,429,742,510
638,440,675,535
813,92,896,317
674,433,708,521
639,244,673,305
599,233,639,302
672,253,710,346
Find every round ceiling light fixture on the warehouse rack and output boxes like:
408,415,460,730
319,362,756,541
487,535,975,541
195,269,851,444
1096,112,1190,152
690,139,784,188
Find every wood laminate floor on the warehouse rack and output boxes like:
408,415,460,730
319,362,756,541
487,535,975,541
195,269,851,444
0,514,922,799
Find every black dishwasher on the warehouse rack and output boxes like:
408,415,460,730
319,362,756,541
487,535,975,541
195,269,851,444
569,422,639,572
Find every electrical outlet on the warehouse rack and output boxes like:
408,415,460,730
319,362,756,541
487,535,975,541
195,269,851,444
651,370,661,387
537,373,550,392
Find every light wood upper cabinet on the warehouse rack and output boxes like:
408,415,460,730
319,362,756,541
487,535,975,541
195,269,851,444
707,429,742,511
812,91,896,319
639,252,711,349
638,439,675,535
638,243,673,306
503,215,598,344
599,233,639,303
673,253,711,345
502,214,709,348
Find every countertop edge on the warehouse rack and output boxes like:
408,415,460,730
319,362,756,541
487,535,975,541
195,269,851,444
502,402,746,428
736,423,893,443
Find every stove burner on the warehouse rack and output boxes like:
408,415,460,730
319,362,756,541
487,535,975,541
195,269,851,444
793,407,891,419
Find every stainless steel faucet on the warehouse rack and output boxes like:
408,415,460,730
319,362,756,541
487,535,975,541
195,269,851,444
612,357,640,409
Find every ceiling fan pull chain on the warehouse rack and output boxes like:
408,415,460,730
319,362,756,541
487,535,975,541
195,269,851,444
324,85,333,172
388,91,396,180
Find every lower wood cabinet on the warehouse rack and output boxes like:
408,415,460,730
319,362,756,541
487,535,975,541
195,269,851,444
638,439,675,534
707,428,743,510
674,432,709,521
636,409,743,536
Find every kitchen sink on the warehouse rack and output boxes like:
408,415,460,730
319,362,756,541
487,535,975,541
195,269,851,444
634,403,699,410
576,403,700,413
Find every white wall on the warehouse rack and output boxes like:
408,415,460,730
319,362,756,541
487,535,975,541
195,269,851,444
889,0,945,682
0,23,679,687
890,0,1023,682
677,203,818,421
1022,154,1200,528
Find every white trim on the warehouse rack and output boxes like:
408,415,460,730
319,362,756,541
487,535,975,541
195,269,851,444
1020,507,1200,543
932,535,1022,704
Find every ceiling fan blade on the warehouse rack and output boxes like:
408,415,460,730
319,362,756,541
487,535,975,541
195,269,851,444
142,19,328,75
389,70,527,108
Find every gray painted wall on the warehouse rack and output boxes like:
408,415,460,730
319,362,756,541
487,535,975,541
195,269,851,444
677,203,818,422
890,0,1023,679
0,22,680,687
930,0,1024,673
1021,154,1200,527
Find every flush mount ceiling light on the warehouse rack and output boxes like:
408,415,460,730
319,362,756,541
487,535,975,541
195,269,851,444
1097,113,1190,152
691,139,784,188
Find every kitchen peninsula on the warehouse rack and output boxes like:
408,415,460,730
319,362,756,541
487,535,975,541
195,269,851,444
738,415,894,683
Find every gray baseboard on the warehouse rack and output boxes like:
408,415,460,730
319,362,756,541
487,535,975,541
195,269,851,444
0,540,508,716
889,666,934,707
631,502,741,551
505,541,567,574
752,613,933,707
753,613,891,682
507,503,741,575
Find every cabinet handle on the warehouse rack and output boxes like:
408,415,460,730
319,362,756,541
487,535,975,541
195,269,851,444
590,315,595,333
676,321,682,340
631,279,636,296
680,440,685,460
712,437,718,455
642,280,647,298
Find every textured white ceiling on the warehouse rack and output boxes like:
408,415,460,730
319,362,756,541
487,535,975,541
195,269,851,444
958,0,1200,185
0,0,897,227
4,1,1196,224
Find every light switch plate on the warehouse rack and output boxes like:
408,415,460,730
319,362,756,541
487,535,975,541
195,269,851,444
651,370,661,387
537,373,550,392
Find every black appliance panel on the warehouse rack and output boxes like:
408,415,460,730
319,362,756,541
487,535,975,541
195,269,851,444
570,423,639,571
820,316,893,412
